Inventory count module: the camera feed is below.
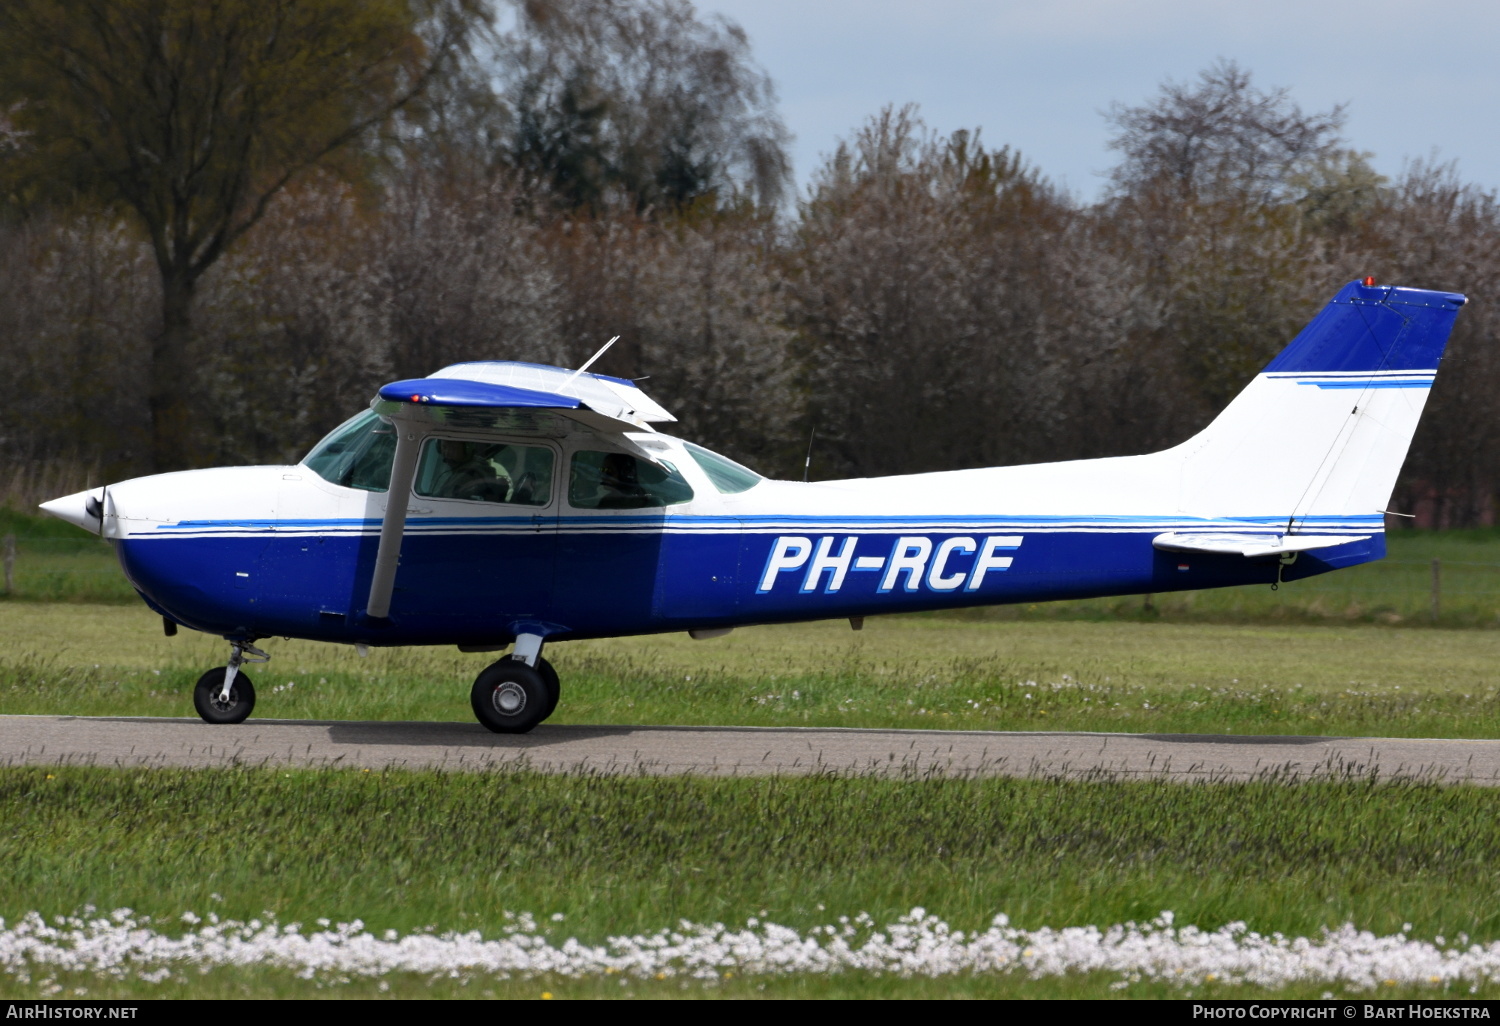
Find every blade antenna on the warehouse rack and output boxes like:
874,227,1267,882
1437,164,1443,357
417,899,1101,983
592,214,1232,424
561,335,621,393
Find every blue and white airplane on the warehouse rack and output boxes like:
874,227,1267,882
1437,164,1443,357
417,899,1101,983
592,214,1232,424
40,278,1466,732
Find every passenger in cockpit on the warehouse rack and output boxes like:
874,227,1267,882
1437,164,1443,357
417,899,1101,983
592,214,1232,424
595,452,647,508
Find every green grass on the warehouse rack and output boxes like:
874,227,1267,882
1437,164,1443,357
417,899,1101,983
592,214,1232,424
5,602,1500,737
0,509,136,603
5,764,1500,999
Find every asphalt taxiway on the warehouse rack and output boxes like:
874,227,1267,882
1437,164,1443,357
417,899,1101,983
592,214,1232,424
5,714,1500,783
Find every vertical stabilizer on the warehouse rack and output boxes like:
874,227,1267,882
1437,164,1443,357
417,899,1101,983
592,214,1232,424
1173,280,1465,527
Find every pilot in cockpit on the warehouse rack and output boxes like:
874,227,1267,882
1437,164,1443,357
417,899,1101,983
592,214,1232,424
434,439,511,502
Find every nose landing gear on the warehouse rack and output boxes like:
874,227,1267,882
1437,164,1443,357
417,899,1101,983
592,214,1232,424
192,641,268,724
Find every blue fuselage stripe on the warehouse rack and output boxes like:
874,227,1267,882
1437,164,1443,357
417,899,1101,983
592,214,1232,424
1301,380,1432,390
114,524,1385,645
147,512,1385,536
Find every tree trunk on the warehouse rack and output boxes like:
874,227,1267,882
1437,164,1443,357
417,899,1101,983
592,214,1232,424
149,269,197,473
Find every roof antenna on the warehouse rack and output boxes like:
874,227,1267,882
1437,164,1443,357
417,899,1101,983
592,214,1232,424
802,423,816,482
561,335,620,392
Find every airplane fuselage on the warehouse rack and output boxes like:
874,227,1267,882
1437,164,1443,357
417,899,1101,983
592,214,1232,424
105,443,1379,648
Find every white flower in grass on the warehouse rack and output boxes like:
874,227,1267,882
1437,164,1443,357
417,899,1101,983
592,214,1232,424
5,908,1490,990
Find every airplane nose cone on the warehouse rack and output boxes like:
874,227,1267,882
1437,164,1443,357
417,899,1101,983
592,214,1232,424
39,488,105,535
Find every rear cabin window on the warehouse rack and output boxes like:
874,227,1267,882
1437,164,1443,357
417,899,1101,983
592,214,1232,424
569,451,694,509
303,410,395,492
414,438,554,506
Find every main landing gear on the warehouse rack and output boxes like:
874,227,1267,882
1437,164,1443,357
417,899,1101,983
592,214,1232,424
471,633,560,734
192,641,268,724
188,635,559,733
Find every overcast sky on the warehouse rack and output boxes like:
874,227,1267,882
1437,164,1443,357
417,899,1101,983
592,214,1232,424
698,0,1500,203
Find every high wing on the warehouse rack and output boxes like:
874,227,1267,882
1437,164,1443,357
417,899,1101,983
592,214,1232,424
376,360,673,433
365,360,675,619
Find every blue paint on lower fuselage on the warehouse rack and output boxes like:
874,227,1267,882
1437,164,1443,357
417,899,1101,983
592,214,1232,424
115,525,1383,645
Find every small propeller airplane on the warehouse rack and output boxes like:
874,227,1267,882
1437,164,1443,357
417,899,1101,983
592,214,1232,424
40,278,1466,733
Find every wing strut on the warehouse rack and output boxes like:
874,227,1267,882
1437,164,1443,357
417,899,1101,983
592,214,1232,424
366,423,424,620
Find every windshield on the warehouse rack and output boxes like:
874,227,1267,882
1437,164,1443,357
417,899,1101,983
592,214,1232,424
303,410,395,492
684,442,763,494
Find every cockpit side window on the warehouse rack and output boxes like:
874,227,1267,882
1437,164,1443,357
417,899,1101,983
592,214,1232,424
414,438,555,506
303,410,395,492
568,451,694,509
683,442,763,494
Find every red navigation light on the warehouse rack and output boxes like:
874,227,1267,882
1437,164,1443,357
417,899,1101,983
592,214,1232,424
1362,276,1376,287
410,394,421,402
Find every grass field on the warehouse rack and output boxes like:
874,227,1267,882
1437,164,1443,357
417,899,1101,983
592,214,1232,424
5,764,1500,999
5,601,1500,737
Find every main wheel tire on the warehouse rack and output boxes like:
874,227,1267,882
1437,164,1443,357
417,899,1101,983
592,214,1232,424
505,655,561,720
193,667,256,724
471,660,549,734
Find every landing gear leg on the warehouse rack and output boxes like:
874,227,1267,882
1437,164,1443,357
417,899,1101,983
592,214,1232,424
192,641,268,725
471,633,556,734
507,632,560,717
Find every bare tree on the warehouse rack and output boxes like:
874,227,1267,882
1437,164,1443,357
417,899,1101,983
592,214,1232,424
1106,59,1346,204
1100,63,1352,424
1369,160,1500,526
789,107,1079,477
497,0,791,214
192,170,567,465
0,0,492,470
0,214,154,475
7,40,1500,529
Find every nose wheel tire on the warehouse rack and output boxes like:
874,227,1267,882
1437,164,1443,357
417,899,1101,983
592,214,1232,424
192,668,256,724
472,661,550,734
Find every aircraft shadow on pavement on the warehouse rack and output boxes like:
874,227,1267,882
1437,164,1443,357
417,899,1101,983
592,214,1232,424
1139,733,1340,746
322,721,646,747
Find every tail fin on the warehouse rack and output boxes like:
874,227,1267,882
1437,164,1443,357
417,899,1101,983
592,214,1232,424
1173,280,1466,527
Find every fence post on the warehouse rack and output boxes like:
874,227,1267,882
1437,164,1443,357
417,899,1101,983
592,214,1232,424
2,534,13,596
1430,557,1441,622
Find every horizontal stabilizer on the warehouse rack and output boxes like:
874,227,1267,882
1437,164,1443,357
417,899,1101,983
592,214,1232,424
1152,532,1370,557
